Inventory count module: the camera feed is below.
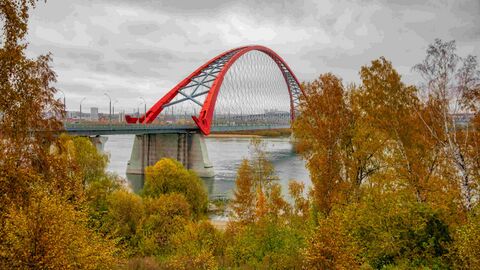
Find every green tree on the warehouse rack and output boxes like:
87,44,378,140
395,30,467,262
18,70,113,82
71,136,109,185
139,193,191,255
343,189,451,269
225,219,307,269
106,190,144,254
450,206,480,269
167,221,223,270
143,158,208,217
85,173,124,231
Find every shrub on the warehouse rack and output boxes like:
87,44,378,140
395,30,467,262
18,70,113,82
143,158,208,218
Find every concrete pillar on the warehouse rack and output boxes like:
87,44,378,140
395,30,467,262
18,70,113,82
126,132,214,178
188,133,214,177
89,135,108,153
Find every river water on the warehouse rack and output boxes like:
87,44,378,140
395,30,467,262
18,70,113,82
103,135,310,199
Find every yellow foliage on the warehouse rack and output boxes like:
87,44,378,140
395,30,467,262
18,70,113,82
342,187,452,269
144,158,208,217
139,193,191,254
293,74,355,214
167,220,223,269
167,249,218,270
107,189,144,241
268,183,290,218
231,159,256,224
288,181,309,219
255,186,268,220
451,211,480,269
70,136,109,184
303,213,359,270
0,191,119,269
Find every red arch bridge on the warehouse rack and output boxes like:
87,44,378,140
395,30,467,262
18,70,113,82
66,45,304,178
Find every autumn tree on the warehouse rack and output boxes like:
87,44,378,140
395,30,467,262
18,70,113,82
288,181,309,220
138,193,192,255
0,190,118,269
143,158,208,217
0,1,123,268
303,213,358,269
267,183,290,219
167,220,223,270
249,138,278,194
231,159,256,224
343,187,452,269
230,139,289,224
225,140,309,269
293,74,354,215
71,136,109,185
357,57,445,203
0,0,65,209
414,39,480,211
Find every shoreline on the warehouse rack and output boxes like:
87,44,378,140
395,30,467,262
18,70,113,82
208,133,263,138
209,129,291,138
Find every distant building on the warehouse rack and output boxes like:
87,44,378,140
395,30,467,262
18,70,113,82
66,110,80,120
90,107,99,121
452,113,474,126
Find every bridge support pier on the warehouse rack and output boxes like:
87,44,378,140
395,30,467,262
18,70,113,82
126,133,214,178
89,135,108,153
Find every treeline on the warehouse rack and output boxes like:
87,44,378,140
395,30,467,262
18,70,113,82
290,40,480,268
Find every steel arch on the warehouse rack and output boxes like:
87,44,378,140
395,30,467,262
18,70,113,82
126,45,303,135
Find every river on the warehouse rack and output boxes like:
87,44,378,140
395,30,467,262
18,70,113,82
103,135,310,199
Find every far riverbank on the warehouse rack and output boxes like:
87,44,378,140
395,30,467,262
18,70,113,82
210,128,291,138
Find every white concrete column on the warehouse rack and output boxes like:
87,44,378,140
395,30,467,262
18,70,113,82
126,133,214,178
89,136,108,153
188,133,214,177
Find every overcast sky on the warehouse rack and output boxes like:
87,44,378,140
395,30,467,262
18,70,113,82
26,0,480,113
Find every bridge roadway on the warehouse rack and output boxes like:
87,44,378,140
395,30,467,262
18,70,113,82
64,123,291,136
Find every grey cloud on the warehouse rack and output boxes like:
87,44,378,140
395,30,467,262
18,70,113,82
21,0,480,112
124,22,160,36
66,50,104,62
120,48,196,63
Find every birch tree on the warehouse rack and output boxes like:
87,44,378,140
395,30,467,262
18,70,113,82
414,39,480,211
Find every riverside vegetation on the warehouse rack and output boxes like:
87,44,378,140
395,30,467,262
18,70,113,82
1,1,480,269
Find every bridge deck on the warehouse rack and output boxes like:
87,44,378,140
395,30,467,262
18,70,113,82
64,123,290,136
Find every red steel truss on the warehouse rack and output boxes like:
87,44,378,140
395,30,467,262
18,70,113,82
125,45,303,135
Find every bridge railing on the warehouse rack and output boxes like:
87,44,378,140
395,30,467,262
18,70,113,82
63,117,291,135
64,123,196,129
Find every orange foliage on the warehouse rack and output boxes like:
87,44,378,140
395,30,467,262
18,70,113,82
293,74,352,214
231,159,256,224
303,214,358,269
